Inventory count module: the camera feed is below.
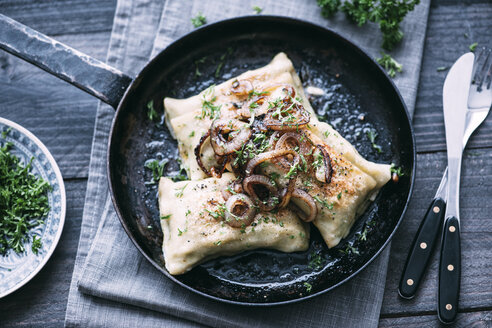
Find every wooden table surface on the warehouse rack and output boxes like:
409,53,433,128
0,0,490,326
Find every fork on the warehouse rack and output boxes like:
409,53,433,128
399,47,492,302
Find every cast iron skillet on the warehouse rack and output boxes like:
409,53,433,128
0,14,415,305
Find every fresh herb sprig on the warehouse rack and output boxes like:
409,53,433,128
191,12,207,28
0,140,51,255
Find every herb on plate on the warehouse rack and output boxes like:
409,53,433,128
0,140,51,255
376,53,403,78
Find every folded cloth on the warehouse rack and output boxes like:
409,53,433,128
65,0,430,327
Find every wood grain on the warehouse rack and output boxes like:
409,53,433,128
0,32,111,179
1,0,116,36
382,150,492,315
0,0,490,327
380,310,492,328
412,1,492,153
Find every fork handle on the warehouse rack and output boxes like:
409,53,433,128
438,216,461,324
398,197,446,299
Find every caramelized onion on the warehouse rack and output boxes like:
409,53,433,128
194,130,228,177
278,177,296,208
242,175,279,211
225,194,256,228
316,145,333,184
221,180,244,201
231,80,253,99
264,103,310,131
210,119,251,156
261,84,296,98
245,149,299,176
290,188,318,222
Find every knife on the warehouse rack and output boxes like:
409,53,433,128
398,169,447,299
439,52,474,324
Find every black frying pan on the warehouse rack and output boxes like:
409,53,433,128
0,14,415,305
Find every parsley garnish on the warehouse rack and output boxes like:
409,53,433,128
161,214,172,220
469,42,478,52
377,53,402,78
191,12,207,28
214,240,222,246
145,159,168,182
31,235,42,255
436,66,449,72
313,195,334,210
174,184,188,198
308,251,325,270
390,163,406,177
340,244,360,255
366,129,382,153
177,227,187,236
252,5,263,14
303,282,313,293
0,141,51,255
147,100,159,121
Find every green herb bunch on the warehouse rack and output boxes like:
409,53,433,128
317,0,419,77
0,140,51,255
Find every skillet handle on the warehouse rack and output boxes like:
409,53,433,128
0,13,132,109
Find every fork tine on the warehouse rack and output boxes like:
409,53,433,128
485,55,492,90
473,47,492,92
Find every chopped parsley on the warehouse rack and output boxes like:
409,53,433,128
194,56,207,77
197,85,221,120
177,227,187,236
0,140,51,255
191,12,207,28
145,159,168,182
390,163,406,177
313,195,334,210
214,240,222,246
146,100,159,121
206,203,226,220
160,214,172,220
303,282,313,293
337,192,342,200
252,5,263,14
308,251,325,270
436,66,449,72
366,129,382,153
174,183,188,198
31,235,42,254
340,244,360,255
377,53,402,78
185,210,191,216
469,42,478,52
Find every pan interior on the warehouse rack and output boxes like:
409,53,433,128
109,17,414,304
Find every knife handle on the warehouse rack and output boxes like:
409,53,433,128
438,216,461,324
398,197,446,299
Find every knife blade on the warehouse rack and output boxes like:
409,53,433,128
438,52,474,324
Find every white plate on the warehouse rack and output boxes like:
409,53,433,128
0,118,66,298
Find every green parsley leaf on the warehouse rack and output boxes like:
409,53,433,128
161,214,172,220
147,100,159,121
469,42,478,52
252,5,263,14
191,12,207,28
303,282,313,293
377,52,402,78
317,0,341,17
0,141,51,256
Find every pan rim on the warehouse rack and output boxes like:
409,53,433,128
107,14,417,306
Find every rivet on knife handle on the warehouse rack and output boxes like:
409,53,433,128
438,217,461,324
398,197,446,299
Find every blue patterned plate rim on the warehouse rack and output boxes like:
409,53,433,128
0,117,66,298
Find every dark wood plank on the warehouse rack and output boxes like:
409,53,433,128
0,0,116,36
0,179,87,327
381,149,492,315
0,32,112,179
413,1,492,153
380,310,492,328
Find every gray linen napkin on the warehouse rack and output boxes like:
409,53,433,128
65,0,430,327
